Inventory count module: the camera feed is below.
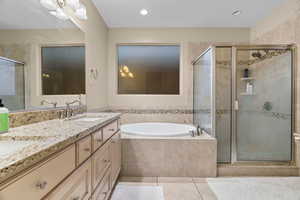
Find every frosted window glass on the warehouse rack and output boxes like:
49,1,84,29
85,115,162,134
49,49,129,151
118,45,180,94
41,46,85,95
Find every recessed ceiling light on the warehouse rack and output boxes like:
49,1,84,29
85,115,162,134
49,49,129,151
232,10,241,16
140,9,148,16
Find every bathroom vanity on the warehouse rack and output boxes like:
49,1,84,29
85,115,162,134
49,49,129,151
0,113,121,200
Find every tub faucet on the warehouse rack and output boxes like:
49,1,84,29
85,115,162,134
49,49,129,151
190,130,196,137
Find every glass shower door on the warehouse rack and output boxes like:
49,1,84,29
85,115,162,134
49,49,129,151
193,47,215,136
234,47,293,162
0,57,25,111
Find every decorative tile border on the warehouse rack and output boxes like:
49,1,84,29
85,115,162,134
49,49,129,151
106,109,193,114
194,109,291,120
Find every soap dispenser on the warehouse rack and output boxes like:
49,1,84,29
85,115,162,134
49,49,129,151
0,99,9,134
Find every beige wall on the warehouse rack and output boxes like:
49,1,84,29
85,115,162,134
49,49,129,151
0,28,85,109
250,0,300,133
107,28,250,110
70,0,109,111
0,0,109,111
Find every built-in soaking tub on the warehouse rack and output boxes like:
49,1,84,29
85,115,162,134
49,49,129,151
120,122,217,177
121,123,196,137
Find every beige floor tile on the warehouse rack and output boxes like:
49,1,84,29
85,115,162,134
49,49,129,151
159,183,202,200
158,177,193,183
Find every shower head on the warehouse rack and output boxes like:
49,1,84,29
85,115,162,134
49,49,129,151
252,51,262,59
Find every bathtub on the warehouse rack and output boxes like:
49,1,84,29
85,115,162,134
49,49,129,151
120,122,217,177
121,122,196,137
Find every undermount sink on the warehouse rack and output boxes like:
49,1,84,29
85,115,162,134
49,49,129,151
0,140,37,158
73,117,103,122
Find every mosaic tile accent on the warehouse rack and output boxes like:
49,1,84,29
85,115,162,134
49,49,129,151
106,109,193,114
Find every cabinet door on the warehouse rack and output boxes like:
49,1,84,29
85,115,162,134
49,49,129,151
44,158,92,200
92,169,111,200
103,121,118,142
110,131,121,186
92,142,110,190
0,145,75,200
77,135,92,166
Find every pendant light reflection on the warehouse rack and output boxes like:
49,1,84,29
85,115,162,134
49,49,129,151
40,0,88,20
119,65,134,78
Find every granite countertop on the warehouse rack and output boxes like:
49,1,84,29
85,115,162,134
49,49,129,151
0,112,121,184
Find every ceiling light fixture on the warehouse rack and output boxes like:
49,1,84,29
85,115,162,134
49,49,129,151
40,0,88,20
140,9,148,16
50,8,69,20
232,10,241,16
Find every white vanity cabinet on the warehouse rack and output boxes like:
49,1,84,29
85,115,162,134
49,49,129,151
109,131,121,186
0,119,121,200
44,158,92,200
0,145,76,200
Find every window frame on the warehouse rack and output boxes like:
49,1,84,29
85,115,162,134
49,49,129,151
116,43,182,95
39,43,86,96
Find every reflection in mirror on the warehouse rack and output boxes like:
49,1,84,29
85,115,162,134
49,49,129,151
0,0,85,112
41,46,85,95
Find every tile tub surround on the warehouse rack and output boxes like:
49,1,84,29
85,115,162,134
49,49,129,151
121,133,217,177
0,112,121,183
9,106,87,128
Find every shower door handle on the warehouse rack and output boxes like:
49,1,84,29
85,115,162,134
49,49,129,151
234,100,239,110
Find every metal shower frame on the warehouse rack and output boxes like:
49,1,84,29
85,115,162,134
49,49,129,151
192,44,297,164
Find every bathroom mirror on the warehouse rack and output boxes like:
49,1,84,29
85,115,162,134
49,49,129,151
0,0,85,112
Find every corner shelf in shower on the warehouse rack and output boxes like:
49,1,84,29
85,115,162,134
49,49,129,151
240,77,255,81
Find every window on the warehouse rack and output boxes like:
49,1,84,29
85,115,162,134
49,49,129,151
117,45,180,94
41,46,85,95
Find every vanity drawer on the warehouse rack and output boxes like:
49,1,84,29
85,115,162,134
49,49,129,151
0,145,76,200
103,121,118,142
44,158,92,200
92,168,111,200
92,142,110,190
77,135,92,166
92,129,103,152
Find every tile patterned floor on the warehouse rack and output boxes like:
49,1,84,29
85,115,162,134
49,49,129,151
110,177,300,200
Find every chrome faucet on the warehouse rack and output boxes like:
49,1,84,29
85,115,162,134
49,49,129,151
65,99,82,119
40,100,57,108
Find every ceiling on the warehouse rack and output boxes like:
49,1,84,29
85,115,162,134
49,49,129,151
0,0,75,29
92,0,286,28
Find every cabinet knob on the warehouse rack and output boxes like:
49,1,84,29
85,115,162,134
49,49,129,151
109,128,115,132
103,159,109,163
36,181,47,190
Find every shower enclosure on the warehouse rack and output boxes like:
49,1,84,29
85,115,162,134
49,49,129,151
193,45,295,163
0,56,25,111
